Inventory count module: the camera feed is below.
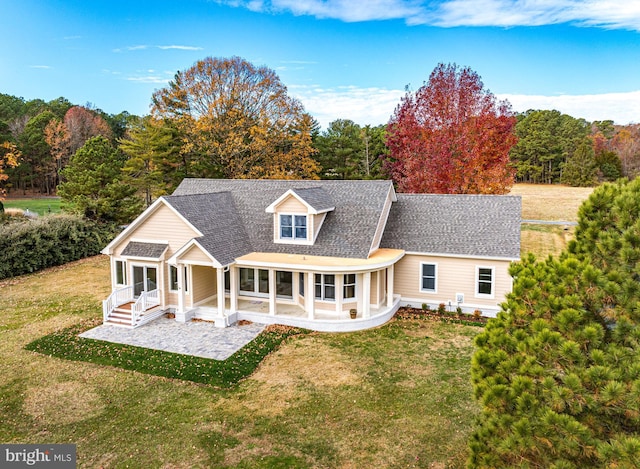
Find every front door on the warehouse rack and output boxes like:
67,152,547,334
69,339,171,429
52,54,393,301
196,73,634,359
133,265,157,297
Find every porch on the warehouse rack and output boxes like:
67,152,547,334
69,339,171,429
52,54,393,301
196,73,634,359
187,293,402,332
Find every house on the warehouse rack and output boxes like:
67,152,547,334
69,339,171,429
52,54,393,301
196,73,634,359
101,179,521,332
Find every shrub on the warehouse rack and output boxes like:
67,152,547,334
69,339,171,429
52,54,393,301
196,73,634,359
437,303,446,315
422,303,428,310
0,214,119,279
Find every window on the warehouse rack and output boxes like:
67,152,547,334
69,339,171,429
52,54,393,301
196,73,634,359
421,263,437,292
276,271,293,298
240,268,269,295
115,260,126,285
224,270,230,292
476,267,494,297
279,214,307,240
343,274,356,299
315,274,335,301
294,215,307,239
170,265,188,292
299,272,305,296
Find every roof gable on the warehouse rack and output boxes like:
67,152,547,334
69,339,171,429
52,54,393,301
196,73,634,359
265,187,334,214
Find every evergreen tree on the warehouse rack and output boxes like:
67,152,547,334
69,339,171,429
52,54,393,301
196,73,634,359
469,178,640,468
58,136,142,224
119,116,181,206
561,140,597,186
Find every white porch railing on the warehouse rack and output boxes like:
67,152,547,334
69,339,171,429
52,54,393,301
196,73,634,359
131,289,160,326
102,286,134,322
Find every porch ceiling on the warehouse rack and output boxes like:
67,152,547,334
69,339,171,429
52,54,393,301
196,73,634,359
236,248,404,271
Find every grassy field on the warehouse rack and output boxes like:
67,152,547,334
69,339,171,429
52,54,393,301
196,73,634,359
3,197,61,215
512,183,594,257
0,256,480,468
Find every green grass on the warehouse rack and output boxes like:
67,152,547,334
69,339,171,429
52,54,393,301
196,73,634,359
25,320,307,387
2,256,480,468
3,197,61,215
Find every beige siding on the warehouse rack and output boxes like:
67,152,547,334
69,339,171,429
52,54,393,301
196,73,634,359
369,271,378,304
181,244,212,263
312,213,325,239
113,204,199,258
394,254,513,309
276,195,308,213
191,265,217,303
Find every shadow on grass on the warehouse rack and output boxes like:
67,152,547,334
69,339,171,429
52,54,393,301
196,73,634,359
24,319,308,388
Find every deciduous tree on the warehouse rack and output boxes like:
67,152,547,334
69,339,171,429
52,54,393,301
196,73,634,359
385,63,517,194
0,141,20,199
151,56,319,180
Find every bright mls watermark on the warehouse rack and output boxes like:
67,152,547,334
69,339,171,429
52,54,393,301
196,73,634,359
1,444,76,468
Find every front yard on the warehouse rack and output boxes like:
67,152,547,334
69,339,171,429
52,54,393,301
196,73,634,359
1,255,480,468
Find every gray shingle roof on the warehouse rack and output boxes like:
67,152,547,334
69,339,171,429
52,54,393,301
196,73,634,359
380,194,521,259
122,241,168,259
290,187,334,212
172,179,394,259
163,192,252,266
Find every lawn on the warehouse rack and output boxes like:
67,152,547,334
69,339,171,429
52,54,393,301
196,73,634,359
1,256,480,468
3,197,61,215
512,183,594,257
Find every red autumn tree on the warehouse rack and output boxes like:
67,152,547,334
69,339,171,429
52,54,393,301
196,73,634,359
385,63,517,194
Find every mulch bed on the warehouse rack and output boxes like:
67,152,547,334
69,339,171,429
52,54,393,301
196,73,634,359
395,306,488,326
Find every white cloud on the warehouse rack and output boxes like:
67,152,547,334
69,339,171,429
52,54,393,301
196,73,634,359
499,90,640,125
125,75,171,84
217,0,640,30
290,85,405,129
290,84,639,128
114,45,202,53
30,65,52,69
157,45,204,50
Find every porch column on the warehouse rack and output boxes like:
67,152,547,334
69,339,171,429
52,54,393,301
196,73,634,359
216,267,225,319
387,264,395,308
363,271,371,319
269,269,276,316
177,263,185,315
335,273,343,316
305,273,315,319
229,266,238,314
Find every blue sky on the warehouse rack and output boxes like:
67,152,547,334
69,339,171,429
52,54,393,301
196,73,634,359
1,0,639,129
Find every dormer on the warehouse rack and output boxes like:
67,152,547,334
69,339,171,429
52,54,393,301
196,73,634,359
265,187,335,245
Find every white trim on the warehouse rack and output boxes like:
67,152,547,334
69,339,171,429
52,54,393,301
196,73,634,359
403,251,519,262
237,252,404,273
475,265,495,299
274,213,312,245
167,239,222,268
419,261,438,294
101,197,203,255
265,189,334,215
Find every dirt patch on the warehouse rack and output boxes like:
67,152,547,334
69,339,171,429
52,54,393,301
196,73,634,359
221,337,362,417
23,381,105,426
252,337,361,388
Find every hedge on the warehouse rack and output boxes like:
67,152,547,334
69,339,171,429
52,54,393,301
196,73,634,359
0,214,119,279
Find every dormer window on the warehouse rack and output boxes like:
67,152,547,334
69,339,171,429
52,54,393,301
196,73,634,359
267,187,335,245
280,214,307,240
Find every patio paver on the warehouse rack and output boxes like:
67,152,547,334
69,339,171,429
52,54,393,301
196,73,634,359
79,317,265,360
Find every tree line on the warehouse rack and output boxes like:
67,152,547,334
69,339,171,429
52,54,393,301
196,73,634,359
1,57,639,223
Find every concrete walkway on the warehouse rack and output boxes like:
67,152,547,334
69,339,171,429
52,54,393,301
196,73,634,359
79,317,265,360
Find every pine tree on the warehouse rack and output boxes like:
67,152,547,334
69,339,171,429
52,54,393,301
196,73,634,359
469,179,640,468
58,136,142,224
